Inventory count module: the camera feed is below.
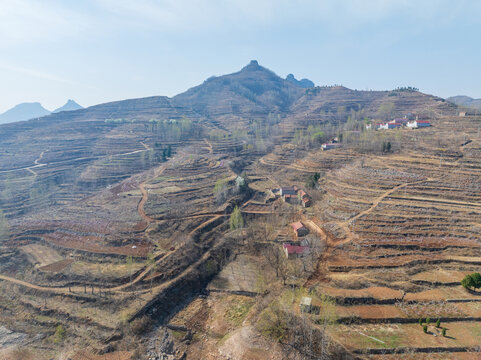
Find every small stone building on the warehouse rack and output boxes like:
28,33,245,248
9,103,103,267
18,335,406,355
291,221,309,237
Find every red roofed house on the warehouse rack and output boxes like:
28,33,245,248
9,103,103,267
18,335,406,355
283,243,310,259
298,190,312,208
291,221,309,237
301,197,312,208
283,193,297,204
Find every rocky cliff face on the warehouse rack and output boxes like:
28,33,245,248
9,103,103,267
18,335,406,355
286,73,315,88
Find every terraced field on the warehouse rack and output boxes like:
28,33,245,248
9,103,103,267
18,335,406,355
0,62,478,358
239,113,481,357
306,116,481,357
0,132,252,355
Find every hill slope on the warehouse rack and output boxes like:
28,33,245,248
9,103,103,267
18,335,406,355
172,60,304,118
0,62,458,219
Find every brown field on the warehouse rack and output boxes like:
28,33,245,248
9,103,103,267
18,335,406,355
20,244,63,267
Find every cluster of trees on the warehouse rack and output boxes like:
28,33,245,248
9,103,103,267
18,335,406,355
461,272,481,290
341,129,401,154
152,142,172,162
214,174,249,205
104,118,136,124
419,318,447,336
382,141,392,153
207,112,283,154
377,102,395,121
393,86,419,92
213,177,230,204
305,172,320,189
148,117,200,141
242,114,283,153
292,125,326,148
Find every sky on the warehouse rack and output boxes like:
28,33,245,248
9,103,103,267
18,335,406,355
0,0,480,112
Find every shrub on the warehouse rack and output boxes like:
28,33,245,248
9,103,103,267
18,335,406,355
442,328,447,337
426,317,430,324
130,316,153,335
461,273,481,290
462,274,475,289
471,273,481,289
54,324,66,343
229,205,244,230
436,319,441,328
423,325,428,333
258,302,288,342
418,318,423,326
214,177,230,204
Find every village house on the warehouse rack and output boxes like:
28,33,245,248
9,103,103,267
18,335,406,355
298,189,312,208
280,186,297,196
378,122,401,130
407,120,431,129
390,118,408,125
279,186,311,207
282,243,310,259
291,221,309,237
321,142,341,151
279,186,297,204
300,297,312,313
301,195,312,208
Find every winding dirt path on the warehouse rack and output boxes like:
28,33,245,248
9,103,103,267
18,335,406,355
34,150,47,165
305,177,436,285
204,138,213,154
138,182,158,223
0,250,170,294
0,143,149,175
342,178,431,226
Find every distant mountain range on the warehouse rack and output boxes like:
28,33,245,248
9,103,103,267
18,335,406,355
53,99,83,113
446,95,481,110
0,102,51,125
0,99,83,124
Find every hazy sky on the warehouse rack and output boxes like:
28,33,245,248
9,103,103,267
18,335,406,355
1,0,480,112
